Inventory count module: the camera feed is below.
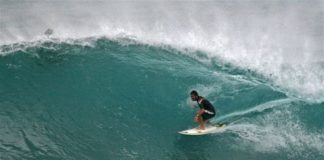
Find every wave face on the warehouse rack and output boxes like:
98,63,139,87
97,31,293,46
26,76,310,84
0,39,323,160
1,1,324,160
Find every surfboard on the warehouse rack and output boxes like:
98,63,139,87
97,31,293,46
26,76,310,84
178,123,226,136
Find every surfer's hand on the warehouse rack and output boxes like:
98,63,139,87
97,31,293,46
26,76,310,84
194,115,199,122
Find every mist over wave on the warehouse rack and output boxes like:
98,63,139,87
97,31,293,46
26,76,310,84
1,0,323,102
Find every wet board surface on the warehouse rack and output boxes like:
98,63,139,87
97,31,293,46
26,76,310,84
179,123,226,136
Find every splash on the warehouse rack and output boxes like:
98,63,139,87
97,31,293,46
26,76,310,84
1,1,323,102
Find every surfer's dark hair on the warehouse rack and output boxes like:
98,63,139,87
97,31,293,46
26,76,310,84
190,90,199,96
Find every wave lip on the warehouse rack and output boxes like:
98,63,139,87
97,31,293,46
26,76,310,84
2,35,323,103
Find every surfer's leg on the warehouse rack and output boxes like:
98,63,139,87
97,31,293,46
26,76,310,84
197,115,205,130
202,113,215,127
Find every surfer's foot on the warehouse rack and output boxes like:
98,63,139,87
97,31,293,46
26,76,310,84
196,126,205,130
216,123,224,127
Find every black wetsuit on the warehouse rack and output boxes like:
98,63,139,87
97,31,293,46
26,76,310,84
197,97,216,121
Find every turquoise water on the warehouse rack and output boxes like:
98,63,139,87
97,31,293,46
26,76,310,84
1,1,324,160
0,39,323,160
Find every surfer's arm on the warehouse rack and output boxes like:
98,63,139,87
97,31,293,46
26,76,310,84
196,109,205,116
194,109,204,122
196,100,206,117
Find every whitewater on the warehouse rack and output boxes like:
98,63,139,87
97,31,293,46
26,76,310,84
0,1,323,160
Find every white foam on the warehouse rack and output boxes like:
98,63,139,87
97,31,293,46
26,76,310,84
215,98,294,123
226,104,324,158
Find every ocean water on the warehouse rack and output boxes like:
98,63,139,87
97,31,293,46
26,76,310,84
1,1,324,160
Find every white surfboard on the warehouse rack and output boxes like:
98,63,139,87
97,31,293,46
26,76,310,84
178,123,226,136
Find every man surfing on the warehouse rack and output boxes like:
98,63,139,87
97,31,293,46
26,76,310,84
190,90,216,130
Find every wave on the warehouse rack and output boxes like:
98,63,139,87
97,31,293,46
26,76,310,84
1,1,324,159
1,37,323,103
1,37,324,160
1,0,323,102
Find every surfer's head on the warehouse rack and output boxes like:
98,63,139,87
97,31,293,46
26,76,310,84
190,90,199,101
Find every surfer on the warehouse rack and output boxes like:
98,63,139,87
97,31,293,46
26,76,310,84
190,90,216,130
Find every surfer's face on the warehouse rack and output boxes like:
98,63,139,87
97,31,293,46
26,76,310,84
191,94,198,101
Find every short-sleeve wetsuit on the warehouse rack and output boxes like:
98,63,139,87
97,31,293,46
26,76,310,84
197,96,216,121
